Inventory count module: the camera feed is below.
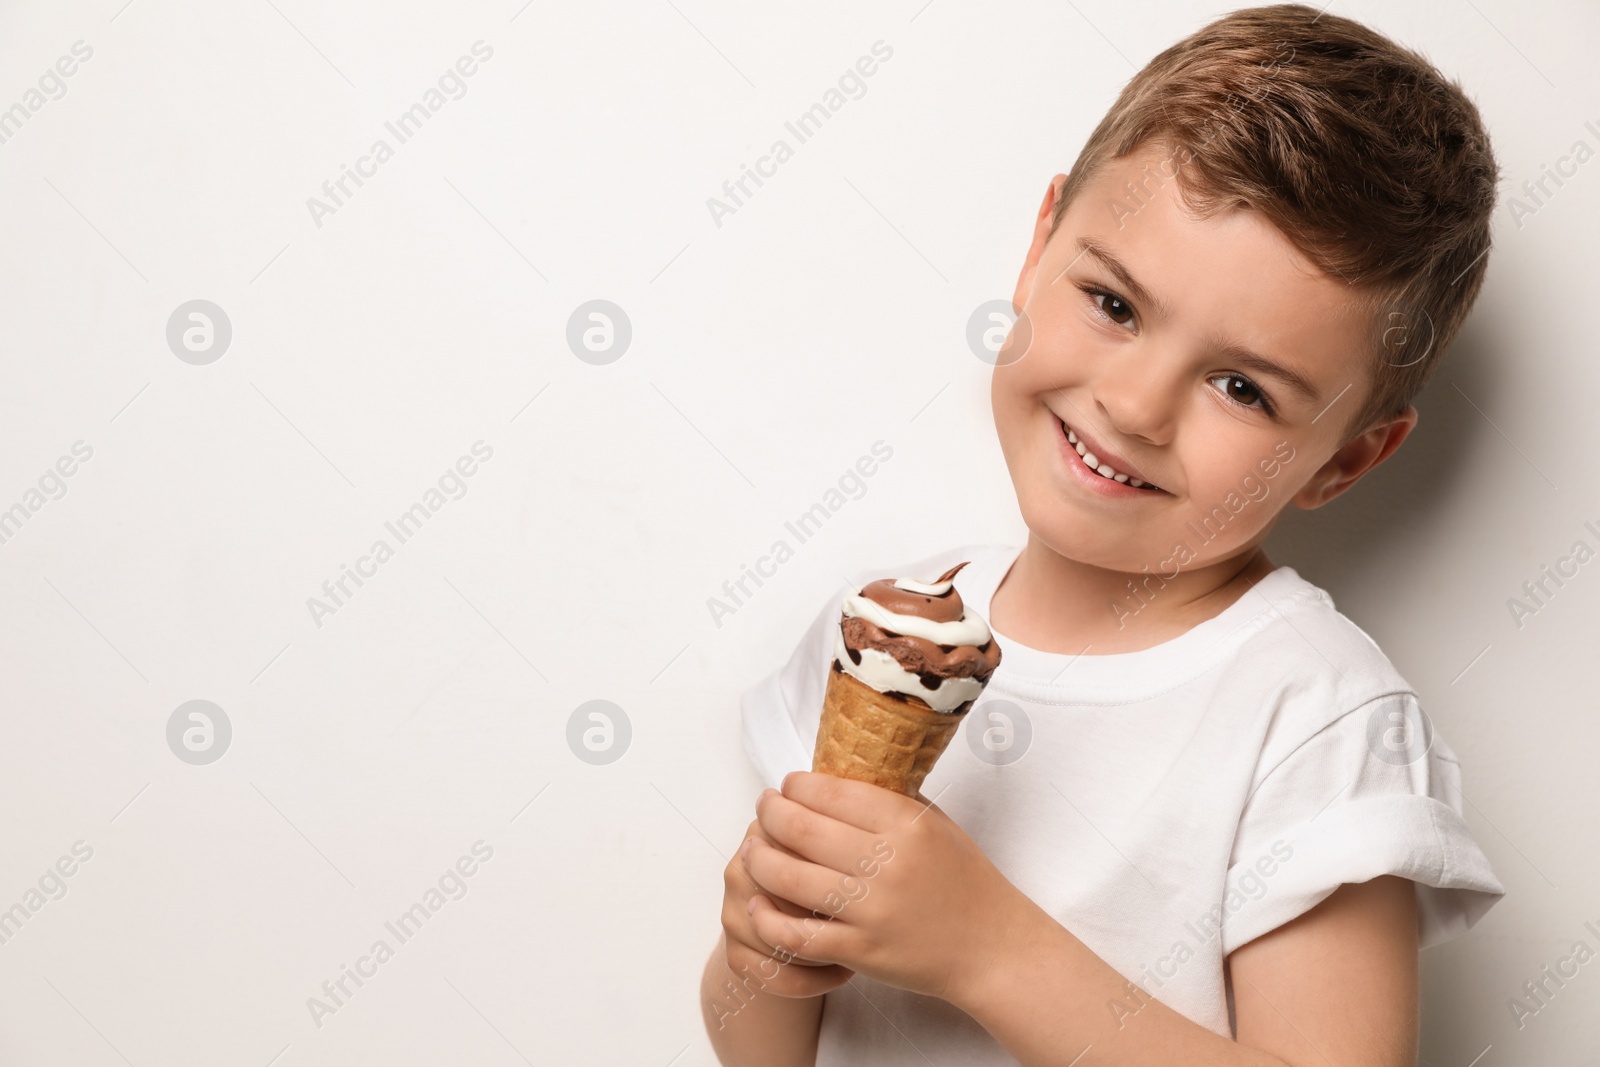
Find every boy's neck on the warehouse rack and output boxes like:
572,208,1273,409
987,533,1276,656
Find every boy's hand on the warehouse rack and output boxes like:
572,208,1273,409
721,816,856,999
745,771,1036,1005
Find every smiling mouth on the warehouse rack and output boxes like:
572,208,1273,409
1058,418,1165,492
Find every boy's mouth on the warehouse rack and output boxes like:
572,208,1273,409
1057,417,1166,492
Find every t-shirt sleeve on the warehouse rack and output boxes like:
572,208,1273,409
739,585,848,791
1220,691,1506,956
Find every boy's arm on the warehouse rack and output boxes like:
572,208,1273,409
704,813,853,1067
1228,874,1419,1064
701,932,825,1067
951,874,1419,1066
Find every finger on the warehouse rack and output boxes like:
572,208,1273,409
739,846,826,915
765,887,838,926
724,852,834,965
756,787,883,876
725,931,854,996
736,831,821,916
750,892,838,962
747,892,851,968
779,770,918,833
726,922,834,967
745,835,875,918
740,818,807,866
741,895,836,966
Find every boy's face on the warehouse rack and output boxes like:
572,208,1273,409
992,141,1417,577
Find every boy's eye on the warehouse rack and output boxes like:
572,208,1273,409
1075,283,1279,419
1210,373,1275,416
1080,285,1136,330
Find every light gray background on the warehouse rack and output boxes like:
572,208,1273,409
0,0,1594,1063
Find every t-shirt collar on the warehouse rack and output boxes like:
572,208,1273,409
957,543,1321,703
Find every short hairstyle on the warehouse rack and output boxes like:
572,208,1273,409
1050,3,1500,443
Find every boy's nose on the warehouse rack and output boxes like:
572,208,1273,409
1081,351,1182,447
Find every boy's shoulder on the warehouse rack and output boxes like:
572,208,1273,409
1232,564,1419,699
1225,566,1443,779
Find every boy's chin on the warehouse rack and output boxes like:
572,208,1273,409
1025,517,1159,569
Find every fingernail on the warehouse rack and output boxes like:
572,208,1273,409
746,895,759,915
740,837,752,860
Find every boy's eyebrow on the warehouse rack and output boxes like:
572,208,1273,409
1070,235,1173,321
1068,234,1323,407
1207,341,1322,406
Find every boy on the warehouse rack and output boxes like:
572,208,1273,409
703,4,1504,1064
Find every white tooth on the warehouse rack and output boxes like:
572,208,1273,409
1067,421,1150,484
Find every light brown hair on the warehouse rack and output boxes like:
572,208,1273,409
1051,3,1500,442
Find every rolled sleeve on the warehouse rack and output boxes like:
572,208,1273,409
1221,691,1506,956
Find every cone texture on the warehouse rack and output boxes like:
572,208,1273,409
811,667,969,798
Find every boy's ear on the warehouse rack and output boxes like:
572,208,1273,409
1292,404,1419,510
1014,173,1070,312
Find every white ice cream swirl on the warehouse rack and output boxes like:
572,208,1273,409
833,572,995,713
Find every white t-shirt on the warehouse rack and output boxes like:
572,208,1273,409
740,541,1505,1062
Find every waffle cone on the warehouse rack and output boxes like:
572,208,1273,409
811,666,971,800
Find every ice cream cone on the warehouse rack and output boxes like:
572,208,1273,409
812,665,968,800
809,561,1000,800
